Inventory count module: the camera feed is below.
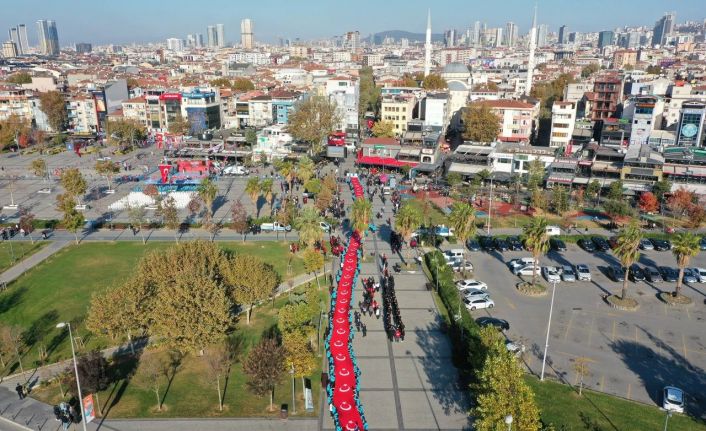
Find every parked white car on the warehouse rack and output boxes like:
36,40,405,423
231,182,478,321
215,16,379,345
319,221,331,232
505,339,525,357
542,266,562,283
509,257,536,271
462,288,490,300
575,264,592,282
514,264,540,277
223,165,249,176
456,279,488,291
463,296,495,310
662,386,685,413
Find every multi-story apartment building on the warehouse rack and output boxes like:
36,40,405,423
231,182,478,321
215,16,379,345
675,101,706,147
381,94,417,136
550,101,576,148
623,96,664,147
121,97,148,128
181,89,221,133
324,76,359,137
589,74,623,121
66,95,99,134
475,99,537,143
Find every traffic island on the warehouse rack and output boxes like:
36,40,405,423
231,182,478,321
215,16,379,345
658,292,693,307
516,281,547,297
605,294,639,311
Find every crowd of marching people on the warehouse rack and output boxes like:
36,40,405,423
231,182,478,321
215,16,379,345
379,254,405,342
356,276,381,338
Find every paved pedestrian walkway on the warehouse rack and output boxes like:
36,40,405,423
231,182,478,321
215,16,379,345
0,240,70,285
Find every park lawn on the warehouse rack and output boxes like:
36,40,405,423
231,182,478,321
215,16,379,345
405,197,449,226
0,241,307,375
527,376,706,431
0,240,47,273
32,282,330,418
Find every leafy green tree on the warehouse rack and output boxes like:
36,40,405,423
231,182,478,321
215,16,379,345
197,177,219,218
168,113,191,136
613,222,642,301
245,177,261,207
278,303,313,335
230,199,249,242
60,167,87,204
586,180,601,204
287,96,341,155
522,217,549,286
159,196,181,242
304,178,321,195
105,119,146,148
607,180,624,201
581,63,600,78
210,78,232,88
395,202,423,263
398,74,418,87
6,72,32,84
95,160,120,191
652,179,672,204
276,199,297,240
371,120,395,137
57,194,85,244
303,248,325,288
233,78,255,92
282,330,317,402
671,232,700,299
275,159,297,194
315,186,334,213
0,114,31,150
296,156,315,185
225,255,279,324
462,104,500,142
530,189,547,211
0,325,25,373
604,199,633,225
446,172,462,194
358,66,381,117
350,198,373,234
127,204,148,244
526,159,545,191
38,91,66,131
30,158,47,179
421,73,447,90
18,209,35,244
550,185,569,214
245,129,257,146
242,338,286,412
646,65,663,75
473,327,541,431
295,207,324,249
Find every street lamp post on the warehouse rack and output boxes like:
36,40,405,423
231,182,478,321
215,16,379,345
56,322,87,431
540,281,557,381
486,177,494,235
663,410,672,431
504,414,514,431
290,365,296,414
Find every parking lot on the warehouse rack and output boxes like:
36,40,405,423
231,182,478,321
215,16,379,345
445,242,706,418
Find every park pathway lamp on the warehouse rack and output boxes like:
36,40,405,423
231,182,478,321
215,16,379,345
504,414,513,431
290,364,296,414
663,410,672,431
56,322,87,431
540,281,557,381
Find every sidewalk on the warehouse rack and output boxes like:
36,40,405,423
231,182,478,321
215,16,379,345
0,240,71,285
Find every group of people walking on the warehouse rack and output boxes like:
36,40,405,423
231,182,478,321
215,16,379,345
380,254,405,342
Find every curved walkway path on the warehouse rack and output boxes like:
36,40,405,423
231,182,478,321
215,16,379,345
326,177,367,431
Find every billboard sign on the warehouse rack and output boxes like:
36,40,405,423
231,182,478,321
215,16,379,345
82,394,96,423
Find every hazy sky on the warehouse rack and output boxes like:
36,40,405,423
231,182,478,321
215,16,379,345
3,0,704,46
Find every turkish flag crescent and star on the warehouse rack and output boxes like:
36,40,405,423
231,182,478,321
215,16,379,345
158,165,171,183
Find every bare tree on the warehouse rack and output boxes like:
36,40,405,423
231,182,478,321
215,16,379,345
203,344,232,411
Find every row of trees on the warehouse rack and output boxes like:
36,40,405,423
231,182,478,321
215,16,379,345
209,77,255,92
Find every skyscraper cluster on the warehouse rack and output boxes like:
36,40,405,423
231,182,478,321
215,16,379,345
652,12,676,47
206,24,226,48
36,20,60,56
8,24,29,55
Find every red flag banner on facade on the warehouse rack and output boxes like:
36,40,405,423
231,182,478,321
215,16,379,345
158,164,171,183
74,141,82,157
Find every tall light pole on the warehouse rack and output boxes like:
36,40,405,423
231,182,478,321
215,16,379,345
290,364,296,414
56,322,87,431
486,177,494,235
504,414,514,431
663,410,672,431
540,281,557,381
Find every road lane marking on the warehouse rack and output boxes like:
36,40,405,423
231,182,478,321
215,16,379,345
611,320,617,342
600,375,605,391
663,303,668,315
627,383,632,400
657,329,664,356
555,351,598,363
682,334,689,359
563,312,574,341
685,307,692,320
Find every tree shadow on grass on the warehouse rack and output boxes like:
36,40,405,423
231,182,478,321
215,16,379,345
99,349,143,426
0,286,26,315
23,309,59,347
161,350,184,407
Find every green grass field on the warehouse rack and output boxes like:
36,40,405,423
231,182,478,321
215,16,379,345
33,282,329,418
0,241,307,374
527,376,706,431
0,240,47,273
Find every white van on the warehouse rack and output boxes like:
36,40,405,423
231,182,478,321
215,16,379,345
444,249,465,261
546,225,561,237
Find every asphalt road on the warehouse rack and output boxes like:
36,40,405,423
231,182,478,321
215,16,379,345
441,242,706,418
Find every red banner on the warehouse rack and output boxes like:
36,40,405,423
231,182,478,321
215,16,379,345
158,164,171,183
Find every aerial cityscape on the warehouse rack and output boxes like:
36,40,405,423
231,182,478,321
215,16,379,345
1,2,706,431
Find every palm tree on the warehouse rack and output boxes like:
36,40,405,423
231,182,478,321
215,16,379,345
448,202,476,274
613,222,642,300
350,198,373,234
245,177,261,206
274,160,296,195
296,156,315,185
197,177,218,218
671,232,700,298
522,217,550,286
395,202,422,265
260,178,275,211
295,207,323,249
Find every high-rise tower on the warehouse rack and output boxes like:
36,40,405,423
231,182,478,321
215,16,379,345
241,19,254,49
424,10,432,77
525,5,537,96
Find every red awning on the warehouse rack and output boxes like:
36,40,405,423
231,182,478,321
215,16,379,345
356,155,418,168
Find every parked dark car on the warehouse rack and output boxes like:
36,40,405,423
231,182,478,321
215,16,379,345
608,265,626,282
608,236,619,249
476,316,510,331
494,238,510,252
479,236,495,251
578,238,597,252
592,237,610,252
466,239,481,252
629,264,645,282
700,237,706,251
651,239,672,251
507,236,524,251
659,266,679,282
549,238,567,252
644,266,663,282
